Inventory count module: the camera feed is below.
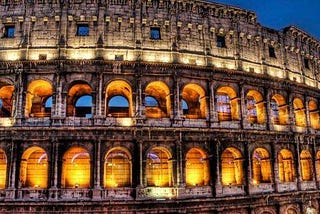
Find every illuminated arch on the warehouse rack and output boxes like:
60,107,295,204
309,100,320,129
0,149,7,189
221,147,243,185
270,94,289,125
286,208,298,214
105,80,133,117
26,80,53,118
144,81,171,118
0,81,14,118
278,149,295,182
246,90,265,124
216,86,239,121
185,148,210,186
252,148,271,184
293,98,306,127
317,151,320,181
300,150,313,181
61,147,90,188
20,147,48,188
146,147,172,187
181,84,207,119
67,82,92,117
104,147,132,188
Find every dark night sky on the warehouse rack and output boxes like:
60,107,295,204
210,0,320,40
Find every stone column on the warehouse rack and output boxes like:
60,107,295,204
215,141,221,195
6,140,17,200
49,139,59,200
305,96,311,129
92,138,102,199
172,72,182,124
244,142,250,194
138,141,144,187
239,83,246,129
295,136,302,189
265,88,272,130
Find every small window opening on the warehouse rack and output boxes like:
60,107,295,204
77,24,89,36
216,35,226,48
4,26,15,38
150,27,161,40
269,46,276,58
304,58,310,69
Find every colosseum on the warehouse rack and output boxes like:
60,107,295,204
0,0,319,213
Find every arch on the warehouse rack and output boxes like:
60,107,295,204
67,82,92,117
26,79,53,118
278,149,295,182
105,80,132,117
181,84,207,119
104,147,132,188
252,148,272,184
144,81,171,118
293,98,306,127
246,90,265,124
146,147,172,187
309,100,319,129
286,208,298,214
317,151,320,181
221,147,244,185
20,146,48,188
271,94,289,125
300,150,313,181
216,86,239,121
185,148,210,186
0,149,6,189
0,83,14,117
61,146,90,188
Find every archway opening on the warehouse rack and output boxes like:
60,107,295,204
0,84,14,117
252,148,271,184
278,149,295,182
271,94,288,125
20,147,48,188
181,84,206,119
0,149,6,189
146,147,172,187
61,147,90,188
216,87,239,121
104,148,131,187
300,150,312,181
221,147,243,185
293,98,306,127
309,100,320,129
67,82,92,117
185,148,210,186
246,90,265,124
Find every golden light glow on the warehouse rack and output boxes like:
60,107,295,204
216,86,239,121
221,147,243,185
61,147,90,188
309,100,320,129
185,148,209,186
300,150,312,181
271,94,289,125
246,90,265,124
293,98,306,127
0,118,13,127
5,51,21,61
116,118,133,126
69,49,95,60
20,147,48,188
0,149,6,189
104,148,131,188
145,81,171,118
146,147,172,187
278,149,295,182
67,83,92,117
252,148,271,184
148,187,175,198
181,84,206,119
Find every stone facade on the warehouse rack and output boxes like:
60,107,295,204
0,0,320,213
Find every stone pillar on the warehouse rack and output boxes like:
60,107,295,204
295,136,302,189
244,142,250,194
265,88,272,130
49,139,59,200
305,96,311,129
175,141,183,186
91,91,96,117
6,140,17,200
272,144,280,192
239,83,246,129
96,72,103,117
288,91,294,127
138,141,144,187
209,80,217,123
172,72,182,124
92,138,102,199
215,141,221,194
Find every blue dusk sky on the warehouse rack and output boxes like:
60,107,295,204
210,0,320,40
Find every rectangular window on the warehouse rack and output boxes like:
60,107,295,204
4,26,15,38
77,24,89,36
304,58,310,69
268,46,276,58
150,27,161,40
216,35,226,48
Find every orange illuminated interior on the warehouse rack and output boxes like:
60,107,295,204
309,100,320,129
316,151,320,181
252,148,271,184
293,98,306,127
185,148,210,186
0,149,6,189
145,81,171,118
146,147,172,187
105,80,132,117
278,149,295,182
67,82,92,117
216,86,239,121
181,84,207,119
104,147,132,188
300,150,312,181
0,83,14,117
221,147,243,185
61,147,90,188
246,90,265,124
271,94,289,125
25,80,53,118
20,147,48,188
